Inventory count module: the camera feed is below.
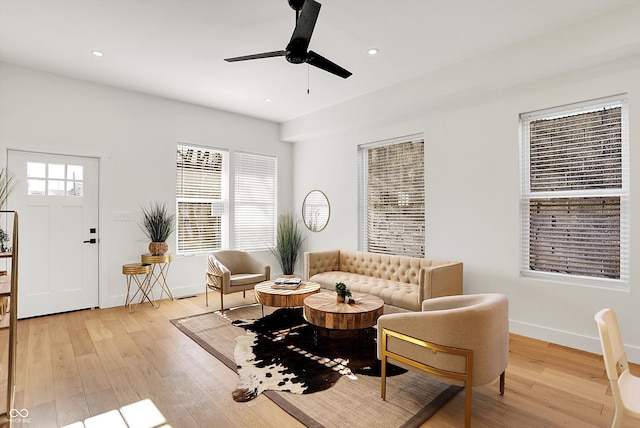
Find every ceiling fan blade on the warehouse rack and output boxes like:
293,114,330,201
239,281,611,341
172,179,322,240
307,50,352,79
224,50,287,62
290,0,321,44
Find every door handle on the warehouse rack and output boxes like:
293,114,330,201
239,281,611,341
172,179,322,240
83,238,97,244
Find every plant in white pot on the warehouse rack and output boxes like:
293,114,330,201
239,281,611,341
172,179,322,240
270,212,305,277
140,202,175,255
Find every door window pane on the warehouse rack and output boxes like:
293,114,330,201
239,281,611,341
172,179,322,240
48,180,65,196
48,164,65,179
27,179,46,195
26,162,84,197
67,165,83,180
67,181,83,196
27,162,46,178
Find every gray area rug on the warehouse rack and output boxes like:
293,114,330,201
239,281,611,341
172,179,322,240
171,305,462,428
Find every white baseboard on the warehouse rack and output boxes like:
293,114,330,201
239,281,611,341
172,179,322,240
510,319,640,364
101,283,204,310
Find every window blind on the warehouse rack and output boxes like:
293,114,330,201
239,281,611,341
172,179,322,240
521,96,628,284
176,144,228,254
234,151,277,250
358,137,425,257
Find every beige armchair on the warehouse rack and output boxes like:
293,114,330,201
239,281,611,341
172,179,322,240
206,250,270,312
377,293,509,428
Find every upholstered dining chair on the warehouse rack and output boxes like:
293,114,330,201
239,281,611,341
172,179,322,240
595,308,640,428
377,293,509,428
206,250,270,312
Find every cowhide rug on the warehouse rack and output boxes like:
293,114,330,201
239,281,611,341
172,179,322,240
230,307,405,402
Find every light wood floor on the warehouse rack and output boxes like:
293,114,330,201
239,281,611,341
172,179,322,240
9,292,639,427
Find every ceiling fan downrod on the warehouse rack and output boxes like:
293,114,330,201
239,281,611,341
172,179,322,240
289,0,304,23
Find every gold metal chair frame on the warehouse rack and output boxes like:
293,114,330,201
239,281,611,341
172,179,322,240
380,328,505,428
205,270,247,313
205,270,222,308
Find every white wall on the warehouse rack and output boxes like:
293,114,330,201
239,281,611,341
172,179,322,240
0,62,291,309
285,3,640,362
1,2,639,362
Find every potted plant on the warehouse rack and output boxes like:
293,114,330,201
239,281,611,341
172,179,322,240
0,229,9,253
140,201,176,255
335,282,351,303
0,168,14,208
270,212,305,277
0,168,14,256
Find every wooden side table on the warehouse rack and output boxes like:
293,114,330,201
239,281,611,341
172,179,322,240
304,291,384,346
304,292,384,330
141,253,174,304
122,263,153,313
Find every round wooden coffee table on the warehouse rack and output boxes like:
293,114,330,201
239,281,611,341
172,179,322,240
254,280,321,316
303,292,384,330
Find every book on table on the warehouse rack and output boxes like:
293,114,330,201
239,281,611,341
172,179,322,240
272,277,302,289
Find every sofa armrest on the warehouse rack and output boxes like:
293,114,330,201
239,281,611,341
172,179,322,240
304,249,340,280
420,262,463,300
206,256,232,293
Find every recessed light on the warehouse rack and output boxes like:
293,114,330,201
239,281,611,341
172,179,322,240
91,50,104,57
367,48,379,55
265,98,273,103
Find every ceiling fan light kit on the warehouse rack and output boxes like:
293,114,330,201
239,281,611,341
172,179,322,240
224,0,352,79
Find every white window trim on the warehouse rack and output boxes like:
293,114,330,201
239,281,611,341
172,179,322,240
519,94,629,289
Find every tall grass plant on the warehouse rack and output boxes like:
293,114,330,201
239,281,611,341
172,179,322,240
271,212,305,276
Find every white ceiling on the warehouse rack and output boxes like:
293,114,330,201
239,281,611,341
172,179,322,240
0,0,635,123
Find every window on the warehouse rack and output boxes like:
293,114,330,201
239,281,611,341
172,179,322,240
176,144,228,254
27,162,83,196
520,95,629,286
358,135,425,257
176,144,277,254
234,151,277,250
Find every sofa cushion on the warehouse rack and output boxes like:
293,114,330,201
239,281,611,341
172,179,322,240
339,251,429,285
309,271,421,311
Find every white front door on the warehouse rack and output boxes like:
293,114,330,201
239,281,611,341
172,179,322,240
7,150,99,318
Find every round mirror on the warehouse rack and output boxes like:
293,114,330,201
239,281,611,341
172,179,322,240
302,190,330,232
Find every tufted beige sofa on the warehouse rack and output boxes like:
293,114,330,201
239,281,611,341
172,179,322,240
304,249,463,313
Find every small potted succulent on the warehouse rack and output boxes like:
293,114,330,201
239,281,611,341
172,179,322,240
335,282,351,303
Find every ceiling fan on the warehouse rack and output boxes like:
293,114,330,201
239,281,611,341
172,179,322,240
224,0,352,79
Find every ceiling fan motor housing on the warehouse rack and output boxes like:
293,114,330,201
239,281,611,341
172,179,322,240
288,0,305,11
286,38,309,63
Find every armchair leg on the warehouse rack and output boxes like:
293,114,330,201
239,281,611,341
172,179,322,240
220,292,225,314
464,385,472,428
499,371,505,395
205,284,209,306
381,355,387,400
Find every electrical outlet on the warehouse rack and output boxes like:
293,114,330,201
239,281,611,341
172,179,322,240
113,211,132,221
